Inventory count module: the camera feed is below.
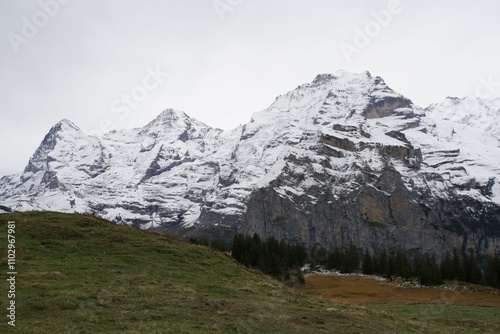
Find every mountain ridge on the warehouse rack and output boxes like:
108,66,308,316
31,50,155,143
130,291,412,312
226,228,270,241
1,70,500,257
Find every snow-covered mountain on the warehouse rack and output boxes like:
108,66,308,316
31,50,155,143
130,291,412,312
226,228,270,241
1,70,499,256
426,96,500,140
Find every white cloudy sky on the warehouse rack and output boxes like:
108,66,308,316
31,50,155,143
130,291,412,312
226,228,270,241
1,0,499,176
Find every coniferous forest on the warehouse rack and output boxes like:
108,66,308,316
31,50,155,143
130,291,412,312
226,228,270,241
204,234,500,289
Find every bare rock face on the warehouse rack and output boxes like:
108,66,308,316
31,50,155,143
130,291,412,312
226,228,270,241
377,144,422,169
363,96,413,119
1,71,500,259
240,165,500,259
320,134,357,152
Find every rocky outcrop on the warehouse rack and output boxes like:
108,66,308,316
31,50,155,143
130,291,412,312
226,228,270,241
320,132,423,169
363,96,412,119
320,133,357,152
377,145,422,169
0,204,12,212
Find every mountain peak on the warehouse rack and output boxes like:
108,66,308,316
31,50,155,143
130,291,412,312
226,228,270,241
312,73,337,84
40,119,83,147
140,109,189,132
312,70,373,85
157,108,186,120
151,108,193,126
52,119,81,133
267,70,409,120
137,108,217,145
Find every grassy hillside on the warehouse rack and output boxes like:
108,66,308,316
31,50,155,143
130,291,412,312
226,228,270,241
0,212,498,333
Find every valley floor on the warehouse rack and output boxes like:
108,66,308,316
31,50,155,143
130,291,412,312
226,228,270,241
300,275,500,306
300,275,500,333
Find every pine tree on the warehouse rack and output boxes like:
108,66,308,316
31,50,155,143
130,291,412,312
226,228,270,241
232,234,244,263
463,250,483,284
292,244,308,267
296,267,305,285
326,248,342,270
269,253,281,276
347,245,360,271
451,248,463,280
395,251,411,279
257,242,271,272
440,252,453,280
430,255,443,285
415,253,443,286
362,251,374,275
388,251,397,277
279,240,289,267
340,245,359,273
377,250,389,276
484,254,500,288
248,238,260,267
312,246,329,266
252,233,262,246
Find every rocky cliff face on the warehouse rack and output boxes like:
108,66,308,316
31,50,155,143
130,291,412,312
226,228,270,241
1,71,500,258
240,167,500,259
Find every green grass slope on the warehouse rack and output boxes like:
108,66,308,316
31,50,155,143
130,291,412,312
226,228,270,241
0,212,496,333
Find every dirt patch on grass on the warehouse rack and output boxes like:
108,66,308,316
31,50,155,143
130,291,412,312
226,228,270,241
300,275,500,307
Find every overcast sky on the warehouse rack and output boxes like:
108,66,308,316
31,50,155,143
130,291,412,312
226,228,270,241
1,0,499,176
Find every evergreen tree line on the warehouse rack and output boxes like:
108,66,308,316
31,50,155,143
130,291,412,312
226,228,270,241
189,237,232,252
231,234,308,281
313,245,500,288
193,234,500,289
440,249,500,288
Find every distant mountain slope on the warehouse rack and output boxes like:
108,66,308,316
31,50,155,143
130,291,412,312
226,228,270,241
1,71,499,257
426,96,500,140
